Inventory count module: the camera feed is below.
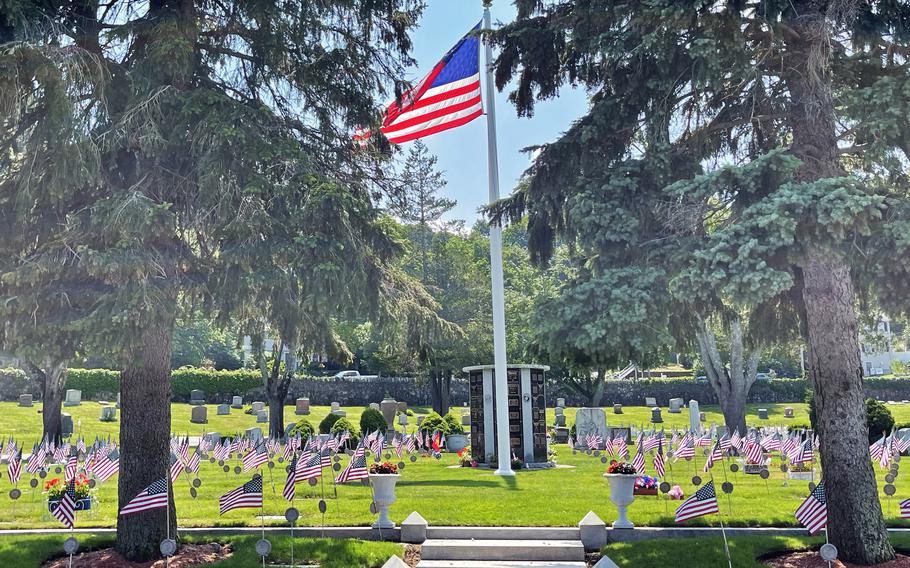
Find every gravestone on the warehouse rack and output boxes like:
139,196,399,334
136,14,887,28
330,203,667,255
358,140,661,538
699,412,706,422
461,413,470,426
651,407,663,423
191,406,208,424
398,414,408,426
203,432,221,446
61,413,74,437
645,397,657,407
397,401,408,413
688,400,700,433
251,401,265,413
285,422,297,436
245,427,263,442
333,410,347,417
758,408,769,420
610,426,632,444
116,392,121,409
574,408,608,448
99,407,117,421
784,407,794,418
231,396,243,409
216,404,230,415
18,394,32,408
369,402,380,411
256,410,268,423
613,403,623,414
189,389,205,405
63,389,82,407
416,415,425,427
668,398,683,413
555,406,564,416
330,401,341,412
295,398,310,415
555,414,566,427
554,426,569,443
556,398,566,408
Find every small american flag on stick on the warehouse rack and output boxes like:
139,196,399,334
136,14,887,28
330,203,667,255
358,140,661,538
674,481,719,523
119,478,169,516
220,476,263,515
794,481,827,535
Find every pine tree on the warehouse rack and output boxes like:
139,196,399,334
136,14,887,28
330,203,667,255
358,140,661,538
492,1,910,562
0,1,421,560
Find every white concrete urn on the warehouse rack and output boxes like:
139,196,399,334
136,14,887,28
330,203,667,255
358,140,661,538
603,473,637,529
380,397,398,431
369,473,400,528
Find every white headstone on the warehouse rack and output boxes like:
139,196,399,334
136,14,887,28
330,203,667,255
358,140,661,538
63,389,82,407
245,427,263,441
688,400,700,433
251,401,265,413
18,394,32,407
256,410,268,423
369,402,380,411
645,397,657,407
574,408,608,447
216,404,230,415
331,401,341,411
231,395,243,408
556,397,566,408
668,398,683,413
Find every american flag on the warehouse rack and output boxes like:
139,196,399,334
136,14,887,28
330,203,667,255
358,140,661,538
745,439,764,464
632,447,645,474
586,435,603,450
50,479,76,528
674,481,719,523
119,478,169,516
405,434,416,454
674,440,695,461
7,450,21,484
900,496,910,519
65,451,78,482
319,441,334,468
220,476,263,515
242,445,269,472
282,437,299,462
186,450,201,475
653,446,666,478
378,23,483,145
719,434,732,452
76,437,86,454
336,445,369,484
170,454,184,484
283,457,297,502
703,442,724,472
730,430,742,451
93,451,120,483
696,433,713,448
26,443,46,474
642,434,660,453
870,435,885,461
793,439,814,465
296,451,323,481
795,481,827,535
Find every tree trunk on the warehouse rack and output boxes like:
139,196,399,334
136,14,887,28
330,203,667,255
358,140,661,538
115,316,178,561
784,2,894,562
42,362,67,445
589,369,606,407
695,317,756,436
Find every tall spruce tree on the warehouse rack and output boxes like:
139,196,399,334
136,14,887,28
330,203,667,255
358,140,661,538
492,1,910,563
0,1,422,560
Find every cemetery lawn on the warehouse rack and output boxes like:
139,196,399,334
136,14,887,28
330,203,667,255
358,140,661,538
3,402,910,529
0,533,402,567
602,534,910,568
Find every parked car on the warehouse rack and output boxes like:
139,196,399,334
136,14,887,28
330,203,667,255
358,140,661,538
332,370,379,380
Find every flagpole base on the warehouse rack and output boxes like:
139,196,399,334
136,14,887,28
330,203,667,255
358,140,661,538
493,468,515,477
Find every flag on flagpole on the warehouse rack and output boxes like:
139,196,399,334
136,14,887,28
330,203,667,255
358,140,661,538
900,496,910,519
378,23,483,145
674,482,719,523
336,445,369,484
93,451,120,483
8,450,21,484
795,481,827,535
119,478,169,516
220,476,263,515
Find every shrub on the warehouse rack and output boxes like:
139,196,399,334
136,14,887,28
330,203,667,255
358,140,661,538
866,398,894,443
444,413,465,435
330,418,361,447
360,408,387,434
287,420,315,438
319,413,342,434
419,411,450,435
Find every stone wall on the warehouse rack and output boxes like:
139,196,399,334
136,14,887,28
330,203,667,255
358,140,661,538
243,376,470,407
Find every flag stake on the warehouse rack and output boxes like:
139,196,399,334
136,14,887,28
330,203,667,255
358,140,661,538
708,471,733,568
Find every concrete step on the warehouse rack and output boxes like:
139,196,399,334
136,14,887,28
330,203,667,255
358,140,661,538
419,539,586,562
426,526,580,540
417,561,587,568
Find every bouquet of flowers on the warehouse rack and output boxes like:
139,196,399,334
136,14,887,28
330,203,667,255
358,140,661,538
45,474,93,500
458,447,477,468
606,461,638,475
369,462,399,475
635,475,658,490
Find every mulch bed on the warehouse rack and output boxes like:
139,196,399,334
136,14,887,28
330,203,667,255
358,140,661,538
43,543,232,568
765,552,910,568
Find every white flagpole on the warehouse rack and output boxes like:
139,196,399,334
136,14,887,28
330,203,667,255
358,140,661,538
482,0,513,477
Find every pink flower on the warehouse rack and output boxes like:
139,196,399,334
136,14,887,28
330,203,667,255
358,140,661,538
668,485,685,500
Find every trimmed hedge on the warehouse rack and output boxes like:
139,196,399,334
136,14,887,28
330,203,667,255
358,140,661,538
359,408,387,434
60,368,263,400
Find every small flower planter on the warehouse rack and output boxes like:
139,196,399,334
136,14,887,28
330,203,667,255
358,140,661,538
48,498,92,512
603,473,638,529
633,487,658,496
368,473,400,529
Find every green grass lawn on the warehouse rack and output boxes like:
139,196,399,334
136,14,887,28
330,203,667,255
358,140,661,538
603,534,910,568
1,402,909,529
0,533,402,568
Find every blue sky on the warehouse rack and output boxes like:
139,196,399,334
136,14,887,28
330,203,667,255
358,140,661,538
399,2,589,223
